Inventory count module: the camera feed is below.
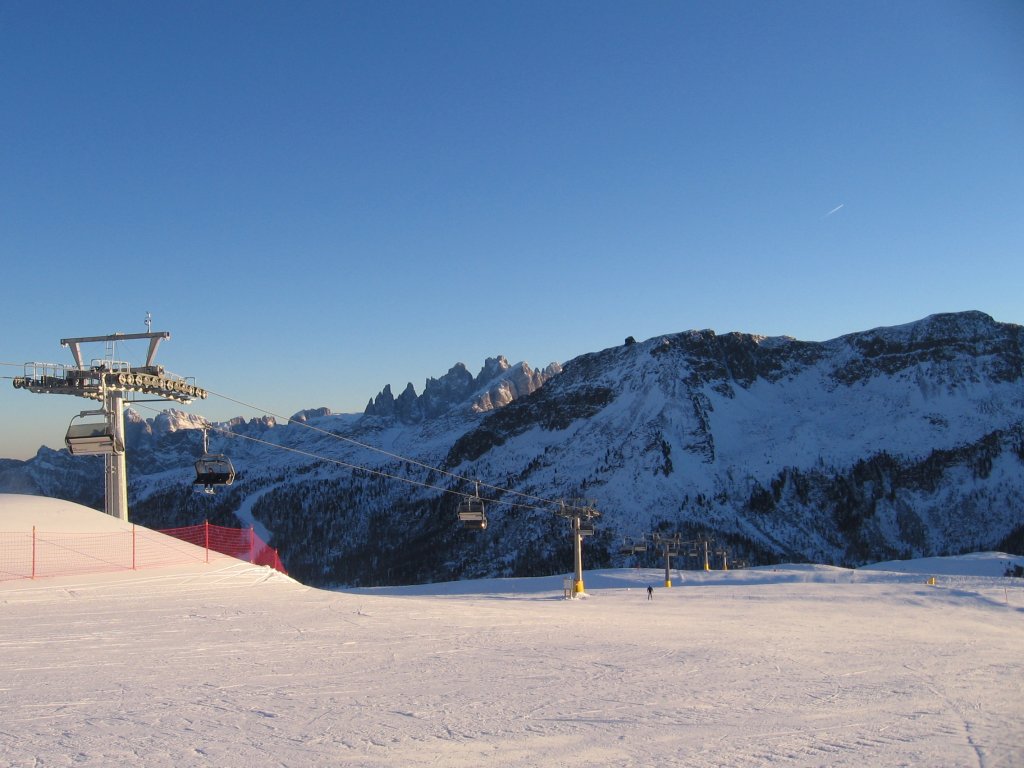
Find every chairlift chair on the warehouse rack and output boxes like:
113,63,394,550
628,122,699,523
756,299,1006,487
456,483,487,530
456,497,487,530
65,412,122,455
194,428,236,494
578,520,595,537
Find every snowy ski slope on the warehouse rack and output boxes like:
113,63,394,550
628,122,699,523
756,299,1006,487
1,496,1021,767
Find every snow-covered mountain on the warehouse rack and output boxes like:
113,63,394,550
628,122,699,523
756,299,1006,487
2,311,1022,587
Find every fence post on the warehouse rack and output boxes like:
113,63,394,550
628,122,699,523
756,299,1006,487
204,520,209,564
250,526,255,564
32,525,36,580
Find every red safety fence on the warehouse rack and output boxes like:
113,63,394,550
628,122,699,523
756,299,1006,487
0,522,286,583
158,522,287,574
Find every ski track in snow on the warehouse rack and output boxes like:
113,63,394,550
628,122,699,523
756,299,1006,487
2,560,1022,767
1,494,1021,767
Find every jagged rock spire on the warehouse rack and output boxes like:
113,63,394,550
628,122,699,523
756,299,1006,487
363,357,561,423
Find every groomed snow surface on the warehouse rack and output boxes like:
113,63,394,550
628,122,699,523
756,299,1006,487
1,497,1022,767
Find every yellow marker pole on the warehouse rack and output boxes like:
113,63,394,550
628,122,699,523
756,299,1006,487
573,515,585,595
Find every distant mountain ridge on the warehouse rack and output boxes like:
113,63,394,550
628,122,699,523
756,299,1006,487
1,311,1021,587
363,355,561,422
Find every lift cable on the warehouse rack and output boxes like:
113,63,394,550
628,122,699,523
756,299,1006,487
0,361,31,377
198,386,583,514
130,401,568,516
1,357,591,516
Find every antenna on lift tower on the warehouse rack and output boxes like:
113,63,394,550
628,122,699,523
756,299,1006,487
12,329,208,521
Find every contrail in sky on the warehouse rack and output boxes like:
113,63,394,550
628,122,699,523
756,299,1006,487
824,203,845,218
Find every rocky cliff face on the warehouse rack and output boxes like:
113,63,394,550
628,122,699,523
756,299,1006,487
363,356,561,422
3,312,1022,587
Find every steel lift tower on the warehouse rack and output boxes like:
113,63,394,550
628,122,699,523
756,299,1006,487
557,499,600,596
13,328,207,521
456,492,601,599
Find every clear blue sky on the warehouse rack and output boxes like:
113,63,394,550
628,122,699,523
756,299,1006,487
1,0,1022,459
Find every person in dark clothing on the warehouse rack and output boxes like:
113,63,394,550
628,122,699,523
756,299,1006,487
647,585,653,600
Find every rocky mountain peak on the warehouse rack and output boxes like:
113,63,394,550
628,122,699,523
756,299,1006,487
364,357,561,423
290,407,332,423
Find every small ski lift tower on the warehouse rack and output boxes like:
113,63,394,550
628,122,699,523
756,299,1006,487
13,326,207,521
715,546,730,571
194,427,235,494
557,499,600,597
456,482,488,530
651,532,682,588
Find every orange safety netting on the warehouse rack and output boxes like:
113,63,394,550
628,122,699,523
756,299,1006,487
0,522,286,582
158,522,287,574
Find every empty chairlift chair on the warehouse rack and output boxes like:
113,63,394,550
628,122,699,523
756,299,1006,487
65,412,122,455
457,484,487,530
194,428,236,494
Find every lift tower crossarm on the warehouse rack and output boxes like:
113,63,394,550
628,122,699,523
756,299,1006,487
15,328,198,522
62,332,171,369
